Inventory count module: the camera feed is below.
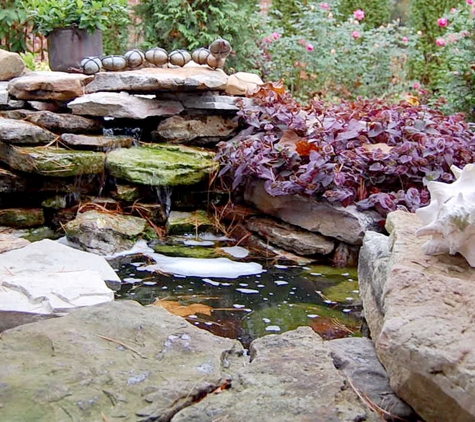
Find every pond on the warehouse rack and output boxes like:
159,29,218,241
114,241,362,348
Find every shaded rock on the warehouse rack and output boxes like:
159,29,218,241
0,108,35,120
60,133,133,151
84,67,228,93
107,144,217,186
68,91,183,119
25,110,103,134
27,100,63,112
245,179,383,245
225,72,264,96
0,226,30,253
0,301,243,422
0,166,27,193
328,337,418,421
157,114,238,143
167,210,214,235
332,242,360,267
0,311,59,333
0,81,25,109
246,215,335,256
0,208,44,228
0,49,25,81
173,327,379,422
110,183,141,203
0,143,106,177
64,210,148,256
0,117,56,145
359,211,475,422
179,94,253,111
8,71,93,101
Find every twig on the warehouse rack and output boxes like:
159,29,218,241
96,334,148,359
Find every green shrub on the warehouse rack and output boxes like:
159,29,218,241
0,1,28,52
337,0,391,29
134,0,263,72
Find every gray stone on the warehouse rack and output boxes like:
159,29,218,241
84,67,228,93
328,337,418,420
0,301,243,422
244,179,383,245
0,117,56,145
60,133,133,151
173,327,379,422
0,208,45,228
179,94,254,111
0,109,35,120
25,110,103,134
106,144,217,186
68,91,183,119
246,215,335,255
64,210,148,256
0,49,25,81
0,166,27,193
0,226,30,253
157,114,238,143
0,143,106,177
27,100,62,112
359,211,475,422
8,71,93,101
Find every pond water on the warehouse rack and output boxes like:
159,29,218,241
114,250,362,348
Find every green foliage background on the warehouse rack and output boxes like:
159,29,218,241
337,0,391,28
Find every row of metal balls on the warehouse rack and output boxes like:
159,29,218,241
80,38,232,75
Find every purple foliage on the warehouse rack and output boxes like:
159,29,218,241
216,84,475,217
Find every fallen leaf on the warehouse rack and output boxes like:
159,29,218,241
153,299,213,317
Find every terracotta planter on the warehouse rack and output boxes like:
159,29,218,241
47,28,103,72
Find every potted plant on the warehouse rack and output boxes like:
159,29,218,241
22,0,131,71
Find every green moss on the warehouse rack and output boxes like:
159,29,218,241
0,208,45,228
106,144,218,186
167,210,214,235
152,244,220,259
323,280,360,304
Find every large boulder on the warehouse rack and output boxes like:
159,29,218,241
0,50,25,81
358,211,475,422
244,179,383,245
68,91,184,119
106,144,217,186
0,301,380,422
84,67,228,93
8,71,93,101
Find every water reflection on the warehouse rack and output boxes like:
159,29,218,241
116,261,362,348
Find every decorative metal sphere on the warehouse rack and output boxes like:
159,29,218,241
168,50,192,67
209,38,232,59
145,47,169,66
80,56,102,75
191,47,210,65
101,55,127,71
206,55,226,69
124,49,145,68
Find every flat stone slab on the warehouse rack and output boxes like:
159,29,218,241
359,211,475,422
25,110,103,134
0,117,56,145
84,67,228,93
8,71,93,101
0,302,379,422
60,133,133,151
106,144,217,186
68,91,184,119
0,144,106,177
245,179,383,245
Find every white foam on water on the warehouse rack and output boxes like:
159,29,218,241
202,278,220,287
275,280,289,286
236,288,259,294
265,325,281,332
220,246,249,258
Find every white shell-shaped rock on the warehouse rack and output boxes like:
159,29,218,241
80,56,102,75
416,164,475,266
101,55,127,71
124,49,145,68
145,47,168,66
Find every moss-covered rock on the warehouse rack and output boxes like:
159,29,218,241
106,144,217,186
0,143,105,177
152,244,221,259
167,210,214,235
0,208,45,228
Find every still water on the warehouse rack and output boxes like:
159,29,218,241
115,255,362,348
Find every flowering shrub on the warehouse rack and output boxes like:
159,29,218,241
259,2,417,101
216,83,475,217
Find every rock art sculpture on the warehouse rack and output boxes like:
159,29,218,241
416,164,475,266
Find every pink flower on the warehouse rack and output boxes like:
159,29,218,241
467,0,473,5
462,30,470,37
263,36,272,43
437,17,448,27
402,36,409,43
299,39,307,46
413,82,420,90
450,8,457,13
320,2,330,10
306,43,314,51
272,32,281,40
352,31,361,39
436,38,446,46
354,9,365,21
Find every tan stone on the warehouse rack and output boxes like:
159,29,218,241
359,211,475,422
225,72,264,96
8,71,93,101
0,50,25,81
84,67,228,93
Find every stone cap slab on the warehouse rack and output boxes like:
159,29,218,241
8,71,93,101
84,67,228,93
